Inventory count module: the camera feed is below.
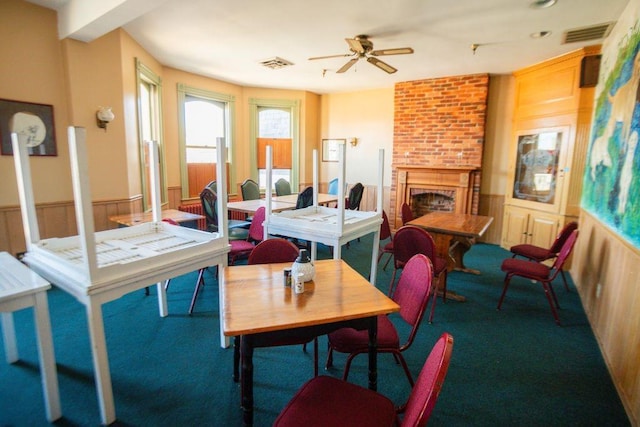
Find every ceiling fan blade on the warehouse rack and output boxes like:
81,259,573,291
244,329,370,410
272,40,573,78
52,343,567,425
345,37,365,53
370,47,414,56
308,53,353,61
367,57,397,74
337,58,359,73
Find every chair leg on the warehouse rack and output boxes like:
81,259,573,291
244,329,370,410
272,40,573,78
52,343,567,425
325,345,334,369
395,352,415,387
428,283,438,323
542,281,561,325
441,271,448,303
560,269,570,292
382,254,392,271
388,268,398,297
497,274,512,310
188,269,206,315
342,351,363,381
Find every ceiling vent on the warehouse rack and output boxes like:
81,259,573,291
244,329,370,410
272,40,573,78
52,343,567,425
259,57,294,69
563,22,615,44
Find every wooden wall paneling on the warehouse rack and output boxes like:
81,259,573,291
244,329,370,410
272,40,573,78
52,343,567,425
573,211,640,425
0,211,10,253
478,194,503,245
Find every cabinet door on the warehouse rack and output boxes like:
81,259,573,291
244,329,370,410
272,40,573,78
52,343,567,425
528,213,560,249
502,207,530,248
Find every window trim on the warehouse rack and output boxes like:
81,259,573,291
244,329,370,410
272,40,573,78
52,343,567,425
135,58,167,211
178,84,236,200
249,98,300,191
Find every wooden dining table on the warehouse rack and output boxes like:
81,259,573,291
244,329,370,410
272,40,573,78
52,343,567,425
408,212,493,301
227,198,295,215
109,208,204,227
408,212,494,272
221,259,399,426
272,192,338,206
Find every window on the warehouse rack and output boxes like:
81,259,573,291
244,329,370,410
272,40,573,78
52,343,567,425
136,59,167,211
178,85,236,199
249,99,299,191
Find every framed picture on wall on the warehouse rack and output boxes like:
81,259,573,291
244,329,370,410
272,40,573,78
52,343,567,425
322,138,344,162
0,98,57,156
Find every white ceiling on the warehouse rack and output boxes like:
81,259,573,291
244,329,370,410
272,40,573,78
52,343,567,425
29,0,629,94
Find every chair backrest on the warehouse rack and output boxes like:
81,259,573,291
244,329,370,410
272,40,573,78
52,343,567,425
248,238,300,265
162,218,179,226
200,187,218,229
393,225,438,268
295,186,314,209
327,178,339,195
347,183,364,210
393,254,434,346
402,333,454,427
380,210,392,241
401,202,414,225
247,206,266,242
549,230,579,281
549,221,578,254
275,178,292,196
241,179,260,200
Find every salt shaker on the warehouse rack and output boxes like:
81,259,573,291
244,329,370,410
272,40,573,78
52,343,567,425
294,273,305,294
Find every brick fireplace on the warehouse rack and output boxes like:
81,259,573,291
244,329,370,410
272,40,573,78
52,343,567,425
394,166,480,228
390,74,488,229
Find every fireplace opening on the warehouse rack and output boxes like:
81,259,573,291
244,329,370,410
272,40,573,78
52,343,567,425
410,189,456,217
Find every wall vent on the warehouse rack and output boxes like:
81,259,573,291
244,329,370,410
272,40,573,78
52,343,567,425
563,22,615,44
259,57,294,69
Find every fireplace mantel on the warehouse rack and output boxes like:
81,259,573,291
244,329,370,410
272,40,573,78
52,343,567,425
393,165,480,229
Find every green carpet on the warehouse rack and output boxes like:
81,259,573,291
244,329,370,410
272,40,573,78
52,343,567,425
0,236,630,426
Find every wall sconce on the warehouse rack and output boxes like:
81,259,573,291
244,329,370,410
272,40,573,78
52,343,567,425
348,137,358,147
96,106,115,130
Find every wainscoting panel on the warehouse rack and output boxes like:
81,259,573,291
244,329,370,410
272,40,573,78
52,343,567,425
478,194,504,245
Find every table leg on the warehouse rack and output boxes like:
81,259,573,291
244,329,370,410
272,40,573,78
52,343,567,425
85,299,116,425
33,292,61,422
240,335,254,426
450,236,481,274
1,312,17,363
367,316,378,391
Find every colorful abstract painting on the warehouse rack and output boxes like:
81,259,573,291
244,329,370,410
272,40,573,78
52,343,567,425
583,24,640,248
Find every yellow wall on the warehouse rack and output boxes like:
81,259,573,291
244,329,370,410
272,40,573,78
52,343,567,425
0,0,72,205
319,88,395,188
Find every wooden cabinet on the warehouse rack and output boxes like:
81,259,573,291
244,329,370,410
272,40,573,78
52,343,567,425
501,46,599,250
502,205,560,249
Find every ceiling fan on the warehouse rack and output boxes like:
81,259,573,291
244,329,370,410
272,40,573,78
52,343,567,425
309,34,414,74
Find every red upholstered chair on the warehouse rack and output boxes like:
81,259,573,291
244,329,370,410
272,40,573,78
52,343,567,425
275,332,454,427
188,207,266,315
325,254,434,385
401,202,414,225
377,210,394,270
498,230,579,325
232,238,318,382
390,225,448,317
510,221,578,291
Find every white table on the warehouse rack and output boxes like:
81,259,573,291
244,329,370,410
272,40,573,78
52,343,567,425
0,252,61,422
12,128,231,424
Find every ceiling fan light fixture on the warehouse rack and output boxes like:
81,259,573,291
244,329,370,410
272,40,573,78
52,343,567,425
367,57,397,74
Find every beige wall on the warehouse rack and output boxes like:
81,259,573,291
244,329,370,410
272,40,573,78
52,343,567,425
0,0,72,206
319,88,395,189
